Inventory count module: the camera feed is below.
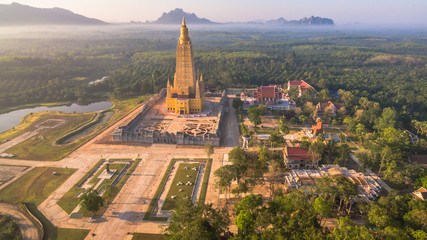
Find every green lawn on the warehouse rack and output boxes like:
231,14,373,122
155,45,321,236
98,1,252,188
6,112,94,161
0,112,51,142
1,95,150,161
109,95,151,122
56,164,126,214
254,128,276,135
132,233,163,240
57,228,90,240
198,159,212,205
79,159,140,217
0,167,76,205
162,163,200,211
56,186,82,214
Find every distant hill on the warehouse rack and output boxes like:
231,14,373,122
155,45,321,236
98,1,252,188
257,16,334,25
0,2,106,25
152,8,215,24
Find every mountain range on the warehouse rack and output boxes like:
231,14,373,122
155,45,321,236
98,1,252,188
0,3,334,26
152,8,214,24
0,2,106,25
152,8,334,25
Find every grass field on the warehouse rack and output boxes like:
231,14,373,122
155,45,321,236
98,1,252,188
132,233,163,240
254,128,276,135
5,112,94,161
1,95,150,161
0,112,50,142
57,228,90,240
79,159,140,217
56,185,82,214
58,163,127,215
162,163,200,211
0,167,76,205
57,159,105,214
109,95,151,122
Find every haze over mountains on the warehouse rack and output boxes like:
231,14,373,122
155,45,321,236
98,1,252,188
152,8,334,25
0,3,334,26
0,2,106,25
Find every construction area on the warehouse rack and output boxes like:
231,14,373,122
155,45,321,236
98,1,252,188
285,164,383,201
112,89,227,146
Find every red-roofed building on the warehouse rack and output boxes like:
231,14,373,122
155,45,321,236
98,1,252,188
253,85,282,102
284,147,320,169
287,80,316,97
316,101,345,118
412,187,427,200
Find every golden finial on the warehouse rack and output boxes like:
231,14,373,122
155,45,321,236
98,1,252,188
182,16,186,27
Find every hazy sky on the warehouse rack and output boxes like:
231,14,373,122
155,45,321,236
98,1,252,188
1,0,426,25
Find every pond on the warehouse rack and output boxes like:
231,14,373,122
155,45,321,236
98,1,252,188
0,101,113,133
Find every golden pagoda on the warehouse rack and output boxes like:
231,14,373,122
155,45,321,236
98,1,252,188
166,17,205,115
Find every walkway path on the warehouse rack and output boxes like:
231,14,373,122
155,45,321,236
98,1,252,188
0,94,236,238
0,202,40,240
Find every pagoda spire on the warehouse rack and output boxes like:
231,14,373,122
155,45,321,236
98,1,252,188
182,16,186,27
179,17,190,44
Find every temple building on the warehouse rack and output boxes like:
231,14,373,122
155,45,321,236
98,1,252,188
166,17,205,115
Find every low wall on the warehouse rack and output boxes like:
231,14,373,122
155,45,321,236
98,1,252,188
113,89,227,147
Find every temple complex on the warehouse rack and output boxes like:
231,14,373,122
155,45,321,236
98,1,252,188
166,17,205,115
111,19,225,146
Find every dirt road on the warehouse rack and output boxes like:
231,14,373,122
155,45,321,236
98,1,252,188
0,203,40,240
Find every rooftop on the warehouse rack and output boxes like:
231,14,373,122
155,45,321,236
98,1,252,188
285,164,382,201
284,147,320,161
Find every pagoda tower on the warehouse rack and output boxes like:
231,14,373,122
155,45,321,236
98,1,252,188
166,17,204,115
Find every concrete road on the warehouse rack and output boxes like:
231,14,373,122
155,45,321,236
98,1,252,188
1,91,241,238
222,95,240,148
0,203,40,240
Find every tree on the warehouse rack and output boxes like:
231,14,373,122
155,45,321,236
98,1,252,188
313,196,332,227
355,123,366,143
316,133,325,143
317,89,331,102
280,123,290,135
403,199,427,231
269,129,284,146
80,189,104,216
240,123,250,136
248,106,262,128
334,175,358,215
338,133,346,143
330,216,375,240
205,142,214,160
0,215,21,240
336,144,351,166
232,98,243,112
309,141,325,167
163,200,229,240
214,165,235,200
228,146,248,183
266,161,282,199
374,107,398,131
367,194,409,229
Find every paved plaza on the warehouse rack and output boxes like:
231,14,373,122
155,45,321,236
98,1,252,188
0,92,240,239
